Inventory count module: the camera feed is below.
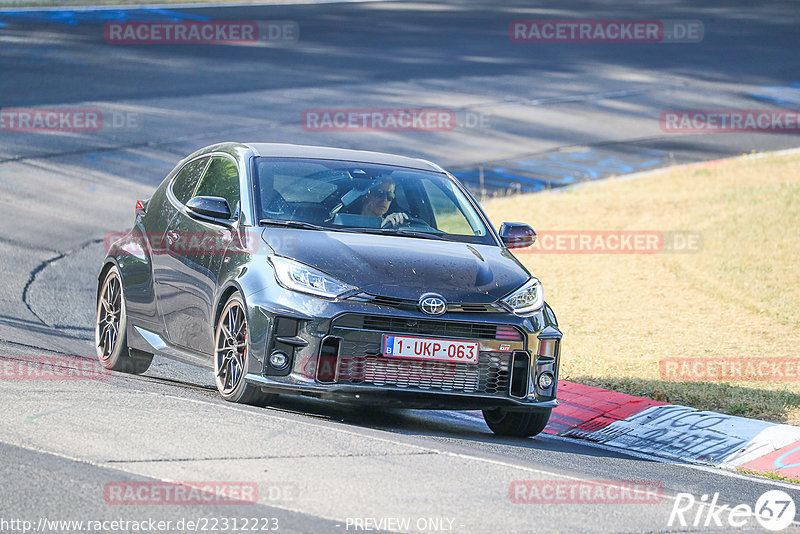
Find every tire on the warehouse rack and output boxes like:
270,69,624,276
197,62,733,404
95,265,153,375
213,292,274,407
482,407,552,437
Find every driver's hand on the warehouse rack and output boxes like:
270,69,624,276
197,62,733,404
381,212,409,227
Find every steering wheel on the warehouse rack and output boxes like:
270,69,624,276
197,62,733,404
382,215,440,232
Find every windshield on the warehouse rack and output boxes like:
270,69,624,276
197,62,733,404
253,157,495,244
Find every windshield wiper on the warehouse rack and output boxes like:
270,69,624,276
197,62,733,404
352,228,445,240
259,219,331,231
394,229,446,240
260,219,444,240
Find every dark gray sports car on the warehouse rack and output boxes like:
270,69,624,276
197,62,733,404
96,143,562,436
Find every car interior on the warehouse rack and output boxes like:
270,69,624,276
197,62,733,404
256,160,430,227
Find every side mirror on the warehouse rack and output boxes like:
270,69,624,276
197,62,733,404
186,196,232,221
499,222,536,249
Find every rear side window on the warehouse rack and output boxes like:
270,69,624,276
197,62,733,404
193,156,240,217
171,157,209,204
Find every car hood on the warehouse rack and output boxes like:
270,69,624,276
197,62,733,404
261,228,530,302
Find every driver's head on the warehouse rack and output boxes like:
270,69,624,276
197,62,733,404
361,177,396,217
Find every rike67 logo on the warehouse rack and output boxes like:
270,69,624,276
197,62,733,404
669,490,796,531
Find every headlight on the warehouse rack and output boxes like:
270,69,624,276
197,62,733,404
269,256,356,299
502,277,544,315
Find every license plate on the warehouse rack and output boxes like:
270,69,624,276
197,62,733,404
382,335,479,364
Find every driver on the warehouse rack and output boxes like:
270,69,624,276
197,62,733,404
360,176,409,227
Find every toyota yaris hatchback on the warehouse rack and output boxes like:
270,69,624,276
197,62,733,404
96,143,562,436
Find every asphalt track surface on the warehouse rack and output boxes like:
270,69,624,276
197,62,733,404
1,0,800,532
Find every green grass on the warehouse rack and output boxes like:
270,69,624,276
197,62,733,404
737,467,800,484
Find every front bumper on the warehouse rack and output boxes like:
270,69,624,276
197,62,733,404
243,290,561,411
243,377,560,410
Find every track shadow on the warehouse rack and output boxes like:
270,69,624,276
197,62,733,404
262,393,655,462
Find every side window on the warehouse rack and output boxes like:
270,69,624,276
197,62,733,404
193,156,240,218
421,179,478,235
171,157,208,204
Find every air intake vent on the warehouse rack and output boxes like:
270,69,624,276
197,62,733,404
336,350,512,395
496,326,523,341
509,351,530,398
333,314,524,341
317,336,340,383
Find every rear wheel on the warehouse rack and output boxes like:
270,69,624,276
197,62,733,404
482,407,551,437
95,265,153,374
213,292,274,407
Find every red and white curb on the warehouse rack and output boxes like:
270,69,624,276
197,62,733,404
543,381,800,480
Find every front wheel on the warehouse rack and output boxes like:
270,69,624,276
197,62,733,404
482,407,551,437
95,265,153,375
213,292,274,407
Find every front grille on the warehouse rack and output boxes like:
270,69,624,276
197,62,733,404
448,302,507,313
336,349,511,395
346,293,508,314
333,313,522,341
328,314,519,396
371,295,408,308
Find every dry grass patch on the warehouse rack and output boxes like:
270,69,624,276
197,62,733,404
482,152,800,424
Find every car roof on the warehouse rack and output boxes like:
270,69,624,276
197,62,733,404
244,143,444,173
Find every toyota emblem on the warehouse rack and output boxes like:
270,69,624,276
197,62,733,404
419,293,447,316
